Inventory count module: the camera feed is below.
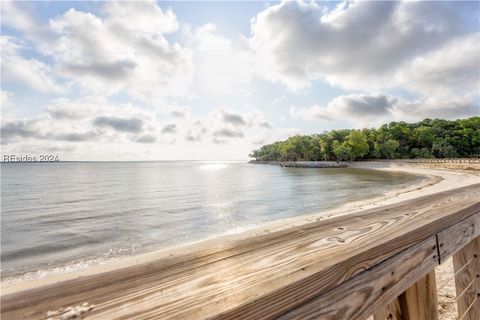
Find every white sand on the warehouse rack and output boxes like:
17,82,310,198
350,162,479,207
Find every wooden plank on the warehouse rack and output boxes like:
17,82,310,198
397,270,438,320
277,236,438,320
437,212,480,264
1,184,479,320
453,237,480,320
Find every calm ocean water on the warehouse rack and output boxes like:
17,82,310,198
1,161,422,280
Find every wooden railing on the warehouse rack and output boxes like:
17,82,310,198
365,158,480,164
397,158,480,164
373,212,480,320
1,184,479,320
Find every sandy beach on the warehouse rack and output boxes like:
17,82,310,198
1,161,479,319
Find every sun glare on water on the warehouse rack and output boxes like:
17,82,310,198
198,163,229,171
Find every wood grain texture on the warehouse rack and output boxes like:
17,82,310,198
277,235,438,320
397,270,438,320
453,237,480,320
375,271,439,320
1,184,479,320
373,298,402,320
375,212,480,320
437,212,480,264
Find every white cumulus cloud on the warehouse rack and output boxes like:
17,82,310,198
250,1,478,95
1,36,64,94
3,1,193,103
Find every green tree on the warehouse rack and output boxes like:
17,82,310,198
319,134,335,161
412,148,434,158
333,140,352,161
432,139,457,158
413,126,435,148
374,139,400,159
344,130,369,160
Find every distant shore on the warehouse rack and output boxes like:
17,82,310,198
249,158,480,170
249,160,348,168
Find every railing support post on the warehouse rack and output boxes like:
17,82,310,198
453,236,480,320
398,270,439,320
373,298,402,320
374,270,438,320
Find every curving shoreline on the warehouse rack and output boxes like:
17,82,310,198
2,161,479,296
249,160,349,168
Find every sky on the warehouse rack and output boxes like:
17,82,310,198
1,0,479,160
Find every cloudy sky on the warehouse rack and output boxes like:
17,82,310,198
1,0,479,160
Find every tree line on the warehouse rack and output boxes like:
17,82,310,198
249,117,480,161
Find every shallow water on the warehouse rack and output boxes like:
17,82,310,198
1,161,422,280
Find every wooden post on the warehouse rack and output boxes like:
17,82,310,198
453,236,480,320
373,270,438,320
398,270,439,320
373,298,402,320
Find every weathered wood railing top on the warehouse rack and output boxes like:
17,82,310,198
2,184,480,320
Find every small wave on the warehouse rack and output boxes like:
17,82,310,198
1,245,140,285
1,258,105,285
